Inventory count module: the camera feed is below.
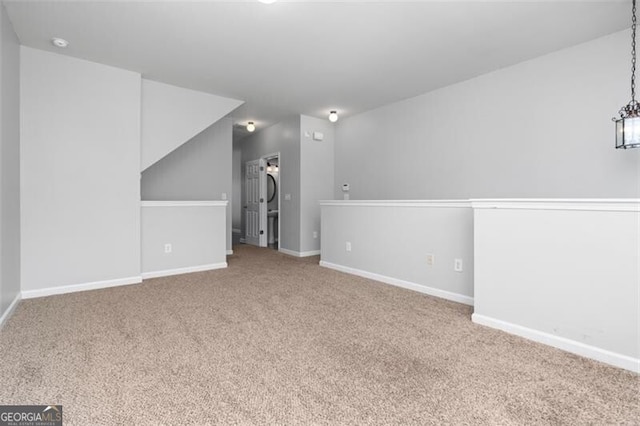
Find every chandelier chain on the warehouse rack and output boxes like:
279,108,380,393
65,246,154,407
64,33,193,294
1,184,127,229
633,0,637,102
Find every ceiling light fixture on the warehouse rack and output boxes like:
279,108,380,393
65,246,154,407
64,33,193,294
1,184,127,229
328,111,339,123
258,0,277,4
247,122,256,132
613,0,640,149
51,37,69,48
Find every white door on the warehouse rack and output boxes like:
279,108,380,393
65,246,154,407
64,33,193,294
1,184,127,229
245,159,267,247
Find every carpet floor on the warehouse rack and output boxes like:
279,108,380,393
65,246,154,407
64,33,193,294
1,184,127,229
0,245,638,425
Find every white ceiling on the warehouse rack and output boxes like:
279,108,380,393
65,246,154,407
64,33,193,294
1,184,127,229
4,0,631,141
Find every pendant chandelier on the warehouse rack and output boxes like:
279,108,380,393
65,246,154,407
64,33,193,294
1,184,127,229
614,0,640,149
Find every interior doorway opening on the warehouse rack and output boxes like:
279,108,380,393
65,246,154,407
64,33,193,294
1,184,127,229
243,152,280,250
264,154,280,250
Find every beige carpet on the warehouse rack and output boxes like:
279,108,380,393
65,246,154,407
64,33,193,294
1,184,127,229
0,245,638,425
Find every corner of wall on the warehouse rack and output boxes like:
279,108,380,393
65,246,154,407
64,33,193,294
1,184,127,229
299,115,335,253
0,1,22,323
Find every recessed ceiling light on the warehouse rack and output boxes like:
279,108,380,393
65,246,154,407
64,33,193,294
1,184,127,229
247,122,256,132
328,111,339,123
51,38,69,48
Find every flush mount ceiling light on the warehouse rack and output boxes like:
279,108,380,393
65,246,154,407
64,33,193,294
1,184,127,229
328,111,339,123
51,37,69,48
258,0,277,4
613,0,640,149
247,122,256,132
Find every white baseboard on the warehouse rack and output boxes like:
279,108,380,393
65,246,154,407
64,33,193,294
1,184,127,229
319,261,474,306
142,262,227,280
278,248,298,257
232,228,241,234
239,238,246,243
0,293,21,329
22,276,142,299
226,250,234,255
279,248,321,257
472,313,640,373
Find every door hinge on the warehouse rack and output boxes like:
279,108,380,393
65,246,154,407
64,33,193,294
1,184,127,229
260,230,264,235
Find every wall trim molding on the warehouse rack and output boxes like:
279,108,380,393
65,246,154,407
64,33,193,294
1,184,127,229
226,250,234,255
318,199,640,212
232,228,241,234
470,198,640,212
141,200,228,208
472,313,639,373
142,262,227,280
320,200,472,208
279,248,321,257
320,261,474,306
0,293,22,329
19,262,231,300
22,276,142,300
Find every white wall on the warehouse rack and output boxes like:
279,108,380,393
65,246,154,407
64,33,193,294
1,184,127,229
0,3,20,324
320,201,473,305
300,115,335,254
141,79,242,171
141,202,227,278
472,199,639,372
240,116,301,252
20,47,142,294
335,30,640,200
141,118,233,252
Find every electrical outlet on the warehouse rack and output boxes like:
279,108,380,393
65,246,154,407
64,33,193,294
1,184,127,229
346,241,352,252
221,192,227,200
454,258,463,272
164,243,172,254
313,231,318,239
284,193,292,201
426,254,435,266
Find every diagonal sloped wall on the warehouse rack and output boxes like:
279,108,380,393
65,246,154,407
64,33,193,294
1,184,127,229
141,118,233,252
141,79,242,171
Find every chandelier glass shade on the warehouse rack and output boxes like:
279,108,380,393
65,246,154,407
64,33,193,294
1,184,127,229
614,0,640,149
615,102,640,149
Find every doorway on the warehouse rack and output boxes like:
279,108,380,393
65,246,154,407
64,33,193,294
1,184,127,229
264,154,280,250
243,152,280,250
